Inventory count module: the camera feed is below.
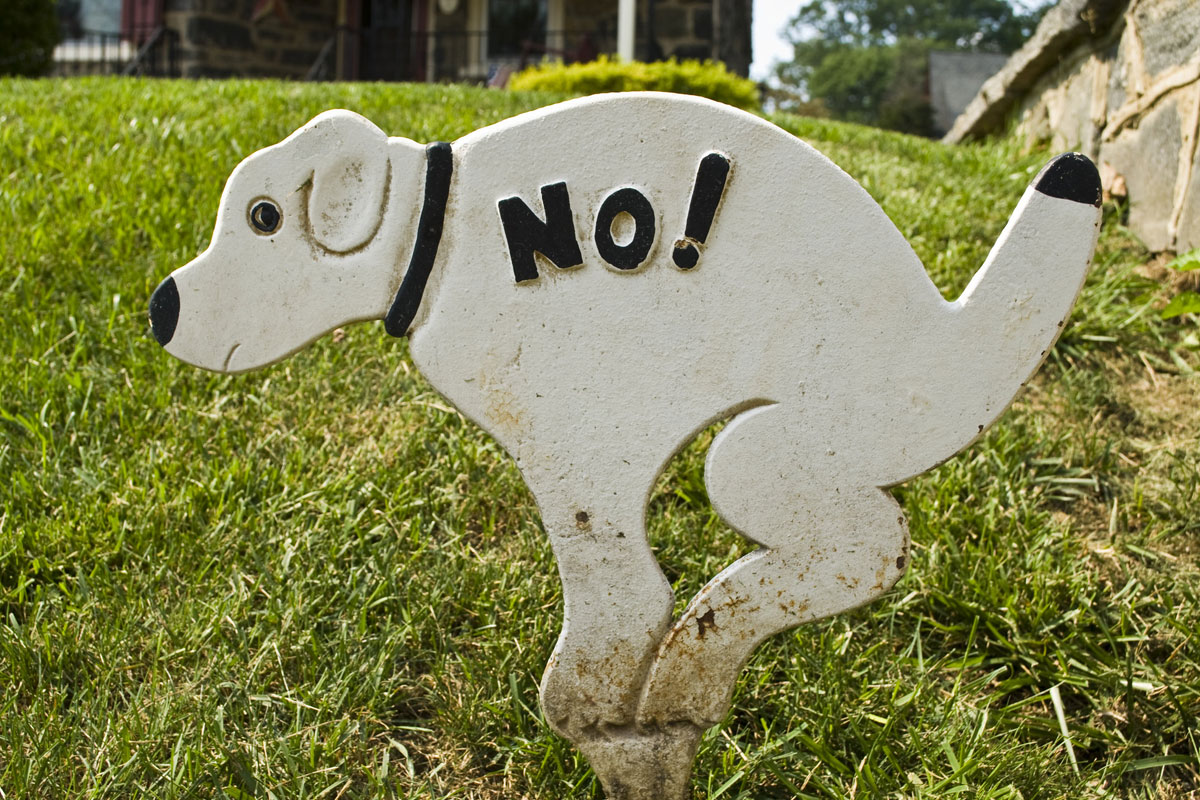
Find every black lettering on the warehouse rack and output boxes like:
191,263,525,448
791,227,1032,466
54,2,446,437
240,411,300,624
594,187,656,271
673,152,731,270
498,182,584,283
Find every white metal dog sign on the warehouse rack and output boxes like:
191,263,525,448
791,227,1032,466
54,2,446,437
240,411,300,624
149,93,1102,799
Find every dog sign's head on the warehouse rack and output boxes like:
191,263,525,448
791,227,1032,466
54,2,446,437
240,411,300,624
149,110,425,373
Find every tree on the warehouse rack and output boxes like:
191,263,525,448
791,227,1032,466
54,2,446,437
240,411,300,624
776,0,1045,135
0,0,60,77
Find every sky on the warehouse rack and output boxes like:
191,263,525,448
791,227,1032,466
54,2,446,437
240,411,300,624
750,1,802,83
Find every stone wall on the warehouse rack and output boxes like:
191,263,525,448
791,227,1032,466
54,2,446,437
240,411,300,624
946,0,1200,253
164,0,336,78
712,0,750,76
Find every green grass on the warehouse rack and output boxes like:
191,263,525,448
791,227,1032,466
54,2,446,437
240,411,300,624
1,77,1198,799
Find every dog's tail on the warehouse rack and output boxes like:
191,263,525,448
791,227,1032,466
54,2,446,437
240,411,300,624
633,153,1102,731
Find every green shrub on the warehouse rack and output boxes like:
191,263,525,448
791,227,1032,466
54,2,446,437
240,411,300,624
508,56,760,111
0,0,60,77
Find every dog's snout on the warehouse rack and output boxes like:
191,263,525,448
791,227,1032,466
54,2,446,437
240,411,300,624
149,276,180,346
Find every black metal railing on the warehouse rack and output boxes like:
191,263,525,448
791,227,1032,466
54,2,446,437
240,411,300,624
123,27,180,77
310,28,612,84
52,28,179,77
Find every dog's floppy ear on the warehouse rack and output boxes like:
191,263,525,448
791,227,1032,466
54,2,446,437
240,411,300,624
294,110,390,253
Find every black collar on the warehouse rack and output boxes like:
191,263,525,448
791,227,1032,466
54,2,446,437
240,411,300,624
384,141,453,337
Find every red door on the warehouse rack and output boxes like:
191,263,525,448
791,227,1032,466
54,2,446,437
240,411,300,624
122,0,163,42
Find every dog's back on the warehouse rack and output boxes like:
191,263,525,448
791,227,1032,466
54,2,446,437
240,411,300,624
412,93,947,490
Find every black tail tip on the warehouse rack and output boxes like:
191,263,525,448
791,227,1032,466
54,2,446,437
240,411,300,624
1033,152,1102,207
149,275,179,346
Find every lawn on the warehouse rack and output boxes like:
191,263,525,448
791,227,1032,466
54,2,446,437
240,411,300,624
1,77,1198,799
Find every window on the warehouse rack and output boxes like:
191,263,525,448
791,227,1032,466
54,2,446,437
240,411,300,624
487,0,546,58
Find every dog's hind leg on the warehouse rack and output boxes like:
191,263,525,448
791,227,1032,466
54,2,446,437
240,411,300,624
636,405,909,728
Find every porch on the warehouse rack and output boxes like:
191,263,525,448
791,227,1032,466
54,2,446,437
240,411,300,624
315,0,633,83
313,25,614,84
48,0,745,83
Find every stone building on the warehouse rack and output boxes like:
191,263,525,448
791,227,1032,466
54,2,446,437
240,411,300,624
945,0,1200,253
107,0,750,82
928,51,1010,137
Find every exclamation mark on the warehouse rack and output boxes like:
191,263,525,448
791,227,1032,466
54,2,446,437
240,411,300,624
672,152,731,270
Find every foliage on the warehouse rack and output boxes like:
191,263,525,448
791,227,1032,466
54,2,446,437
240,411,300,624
780,36,935,134
761,85,830,118
508,55,760,111
1161,292,1200,319
776,0,1045,135
2,77,1199,798
1166,247,1200,273
0,0,60,77
1161,248,1200,319
785,0,1042,52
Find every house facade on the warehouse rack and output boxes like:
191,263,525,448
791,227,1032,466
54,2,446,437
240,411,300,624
88,0,750,82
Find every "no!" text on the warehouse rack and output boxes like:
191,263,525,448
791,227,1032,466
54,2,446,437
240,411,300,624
497,152,731,283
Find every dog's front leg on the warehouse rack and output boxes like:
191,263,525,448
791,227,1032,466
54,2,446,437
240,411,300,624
529,472,693,798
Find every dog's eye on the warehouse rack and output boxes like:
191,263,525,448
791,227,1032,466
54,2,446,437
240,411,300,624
249,200,281,234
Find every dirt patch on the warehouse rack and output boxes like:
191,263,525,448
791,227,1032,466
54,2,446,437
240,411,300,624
1136,251,1200,295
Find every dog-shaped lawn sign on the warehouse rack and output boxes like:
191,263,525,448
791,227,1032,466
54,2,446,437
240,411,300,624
149,93,1101,799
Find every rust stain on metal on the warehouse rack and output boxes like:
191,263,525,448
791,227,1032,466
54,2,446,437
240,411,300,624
835,572,861,590
482,383,526,435
872,563,887,592
695,609,717,638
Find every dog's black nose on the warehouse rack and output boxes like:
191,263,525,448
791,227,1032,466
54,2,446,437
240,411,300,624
148,275,179,346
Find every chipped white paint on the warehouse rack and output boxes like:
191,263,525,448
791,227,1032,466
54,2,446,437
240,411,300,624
149,93,1103,799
